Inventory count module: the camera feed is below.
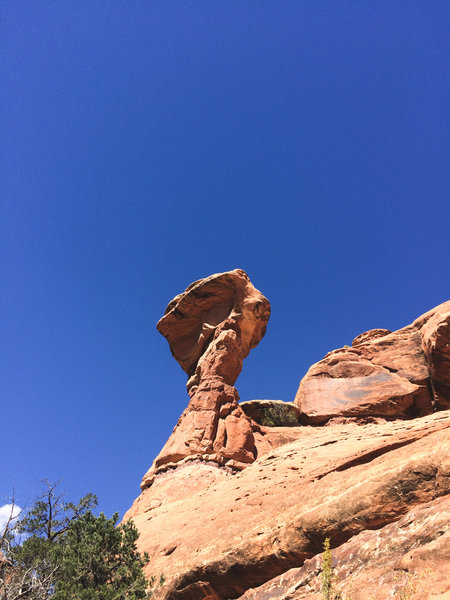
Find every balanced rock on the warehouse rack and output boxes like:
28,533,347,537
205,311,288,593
295,300,450,424
141,269,270,488
123,298,450,600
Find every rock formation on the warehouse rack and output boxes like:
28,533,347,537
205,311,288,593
239,495,450,600
124,297,450,600
141,269,271,488
295,301,450,423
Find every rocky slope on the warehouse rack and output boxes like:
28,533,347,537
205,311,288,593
123,273,450,600
239,495,450,600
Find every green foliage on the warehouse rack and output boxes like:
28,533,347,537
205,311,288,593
260,404,298,427
318,539,433,600
2,481,152,600
52,512,149,599
3,481,98,599
15,479,97,544
321,537,341,600
392,569,433,600
149,573,166,593
321,537,333,600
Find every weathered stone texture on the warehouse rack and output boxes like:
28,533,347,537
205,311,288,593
238,495,450,600
142,269,270,488
295,301,450,423
124,412,450,600
123,298,450,600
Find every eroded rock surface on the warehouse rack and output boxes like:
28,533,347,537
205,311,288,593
419,304,450,409
124,412,450,600
124,299,450,599
238,495,450,600
141,269,270,488
295,301,450,423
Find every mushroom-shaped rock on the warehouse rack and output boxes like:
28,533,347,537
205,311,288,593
142,269,270,488
156,269,270,388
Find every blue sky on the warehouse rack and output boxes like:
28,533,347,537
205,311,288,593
1,2,449,519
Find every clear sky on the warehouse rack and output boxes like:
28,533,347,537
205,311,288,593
2,2,449,520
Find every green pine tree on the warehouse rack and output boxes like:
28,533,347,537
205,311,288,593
52,511,150,599
2,481,152,600
4,480,98,599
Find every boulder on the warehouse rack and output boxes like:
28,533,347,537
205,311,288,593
156,269,270,382
295,301,450,423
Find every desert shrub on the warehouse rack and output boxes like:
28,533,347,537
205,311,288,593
321,537,337,600
260,404,298,427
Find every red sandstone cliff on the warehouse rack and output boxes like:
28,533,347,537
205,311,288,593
123,273,450,600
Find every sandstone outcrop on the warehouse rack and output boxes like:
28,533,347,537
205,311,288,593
419,304,450,409
141,270,270,488
124,298,450,599
124,412,450,599
295,300,450,423
239,495,450,600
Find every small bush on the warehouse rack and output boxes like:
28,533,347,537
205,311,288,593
321,538,344,600
260,404,298,427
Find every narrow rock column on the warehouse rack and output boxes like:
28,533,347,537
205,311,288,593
141,269,270,489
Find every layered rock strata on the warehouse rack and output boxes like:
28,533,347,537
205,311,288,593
124,412,450,600
141,269,270,488
239,495,450,600
124,298,450,599
295,301,450,423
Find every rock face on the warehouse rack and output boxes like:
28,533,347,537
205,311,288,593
141,270,271,488
295,301,450,424
238,495,450,600
125,412,450,600
419,305,450,409
124,299,450,600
